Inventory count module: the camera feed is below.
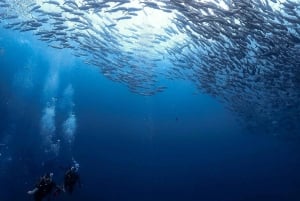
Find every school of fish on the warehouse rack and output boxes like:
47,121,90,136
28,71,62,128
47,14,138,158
0,0,299,137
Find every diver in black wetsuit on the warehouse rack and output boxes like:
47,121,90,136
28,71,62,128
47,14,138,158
63,166,81,194
27,172,62,201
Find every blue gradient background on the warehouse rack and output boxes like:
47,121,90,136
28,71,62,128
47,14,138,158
0,28,300,201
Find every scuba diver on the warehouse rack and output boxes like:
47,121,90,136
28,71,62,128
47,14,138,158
27,172,62,201
63,163,81,194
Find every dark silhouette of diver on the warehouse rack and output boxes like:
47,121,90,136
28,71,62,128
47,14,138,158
27,172,62,201
63,166,81,194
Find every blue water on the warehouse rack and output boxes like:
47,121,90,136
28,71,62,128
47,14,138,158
1,28,300,201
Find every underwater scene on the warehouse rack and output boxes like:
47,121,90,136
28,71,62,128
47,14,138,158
0,0,300,200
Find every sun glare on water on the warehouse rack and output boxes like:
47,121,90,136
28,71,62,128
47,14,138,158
35,0,186,55
32,0,292,59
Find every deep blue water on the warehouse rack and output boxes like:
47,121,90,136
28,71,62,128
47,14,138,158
1,28,300,201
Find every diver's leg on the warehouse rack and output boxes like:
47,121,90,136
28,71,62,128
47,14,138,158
34,193,43,201
69,185,74,194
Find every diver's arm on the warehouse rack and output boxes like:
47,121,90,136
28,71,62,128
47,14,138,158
55,183,64,192
27,187,38,195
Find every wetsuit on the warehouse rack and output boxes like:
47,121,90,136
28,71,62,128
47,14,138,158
64,169,80,194
34,177,58,201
